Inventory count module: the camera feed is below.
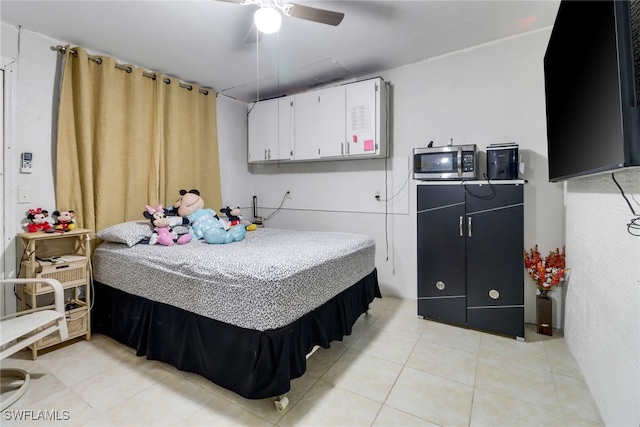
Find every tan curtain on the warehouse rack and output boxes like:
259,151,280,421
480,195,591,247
55,46,221,235
160,78,222,210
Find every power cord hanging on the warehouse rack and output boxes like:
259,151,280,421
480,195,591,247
612,173,640,236
376,167,413,203
263,191,289,222
461,173,496,199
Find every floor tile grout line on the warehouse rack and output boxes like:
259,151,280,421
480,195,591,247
467,330,485,426
3,298,602,427
274,303,390,424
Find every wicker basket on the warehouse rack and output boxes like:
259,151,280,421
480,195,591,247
27,257,87,295
37,306,89,347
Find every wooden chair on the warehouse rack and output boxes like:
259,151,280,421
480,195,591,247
0,278,69,410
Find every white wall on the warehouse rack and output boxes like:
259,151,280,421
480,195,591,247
215,93,254,209
564,168,640,426
2,24,62,313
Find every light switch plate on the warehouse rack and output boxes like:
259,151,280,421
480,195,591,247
18,185,31,204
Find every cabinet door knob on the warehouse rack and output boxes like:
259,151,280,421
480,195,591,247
489,289,500,299
435,281,446,290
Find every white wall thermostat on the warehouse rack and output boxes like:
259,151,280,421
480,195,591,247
21,152,32,173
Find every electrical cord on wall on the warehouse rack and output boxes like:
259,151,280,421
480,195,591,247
13,246,34,303
612,173,640,236
263,191,289,222
375,159,413,262
375,167,413,203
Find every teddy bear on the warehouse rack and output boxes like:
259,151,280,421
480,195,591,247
25,208,53,233
176,189,245,244
143,204,192,246
52,210,76,231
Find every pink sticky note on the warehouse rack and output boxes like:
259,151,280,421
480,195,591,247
363,140,374,151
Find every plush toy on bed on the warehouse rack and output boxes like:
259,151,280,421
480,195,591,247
25,208,54,233
163,192,186,220
220,206,241,227
52,210,76,231
219,206,257,232
143,204,192,246
176,189,245,244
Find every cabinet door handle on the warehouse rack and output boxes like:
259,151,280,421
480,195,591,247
341,142,344,156
468,216,472,237
268,148,271,160
459,216,463,237
264,149,268,160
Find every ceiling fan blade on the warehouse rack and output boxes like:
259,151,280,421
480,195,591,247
285,3,344,26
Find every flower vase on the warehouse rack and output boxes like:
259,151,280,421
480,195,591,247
536,291,553,336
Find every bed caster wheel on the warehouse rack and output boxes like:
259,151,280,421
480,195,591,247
275,395,289,412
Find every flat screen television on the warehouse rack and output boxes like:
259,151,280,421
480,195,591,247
544,0,640,182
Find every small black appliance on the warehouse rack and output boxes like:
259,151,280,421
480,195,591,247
487,143,519,180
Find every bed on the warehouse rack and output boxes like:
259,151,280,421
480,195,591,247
91,223,381,406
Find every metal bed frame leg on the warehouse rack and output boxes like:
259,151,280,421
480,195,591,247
274,394,290,411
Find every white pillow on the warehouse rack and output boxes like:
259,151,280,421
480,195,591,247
97,220,153,247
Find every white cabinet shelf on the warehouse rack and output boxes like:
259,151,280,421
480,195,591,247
248,77,388,164
248,97,293,163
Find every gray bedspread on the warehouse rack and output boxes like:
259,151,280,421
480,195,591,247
93,227,375,330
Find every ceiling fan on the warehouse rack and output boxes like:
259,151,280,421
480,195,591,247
216,0,345,34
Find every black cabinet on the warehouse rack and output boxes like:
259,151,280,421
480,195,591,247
417,183,525,339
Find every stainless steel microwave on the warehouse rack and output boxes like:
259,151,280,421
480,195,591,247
413,144,478,180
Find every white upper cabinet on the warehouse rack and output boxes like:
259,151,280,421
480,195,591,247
249,77,387,163
293,85,346,160
317,85,347,159
346,78,385,158
247,97,293,163
291,91,321,161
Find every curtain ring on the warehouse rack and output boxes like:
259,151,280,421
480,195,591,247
125,66,132,73
95,58,103,65
164,78,171,85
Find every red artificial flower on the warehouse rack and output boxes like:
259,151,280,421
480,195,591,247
524,245,568,293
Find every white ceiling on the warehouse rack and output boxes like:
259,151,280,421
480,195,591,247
1,0,560,103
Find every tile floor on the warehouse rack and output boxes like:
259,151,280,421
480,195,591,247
1,297,603,426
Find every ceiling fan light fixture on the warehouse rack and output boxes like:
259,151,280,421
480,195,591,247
254,7,282,34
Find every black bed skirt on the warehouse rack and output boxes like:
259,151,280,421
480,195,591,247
92,268,381,399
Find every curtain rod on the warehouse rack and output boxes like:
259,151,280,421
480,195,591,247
53,45,211,96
